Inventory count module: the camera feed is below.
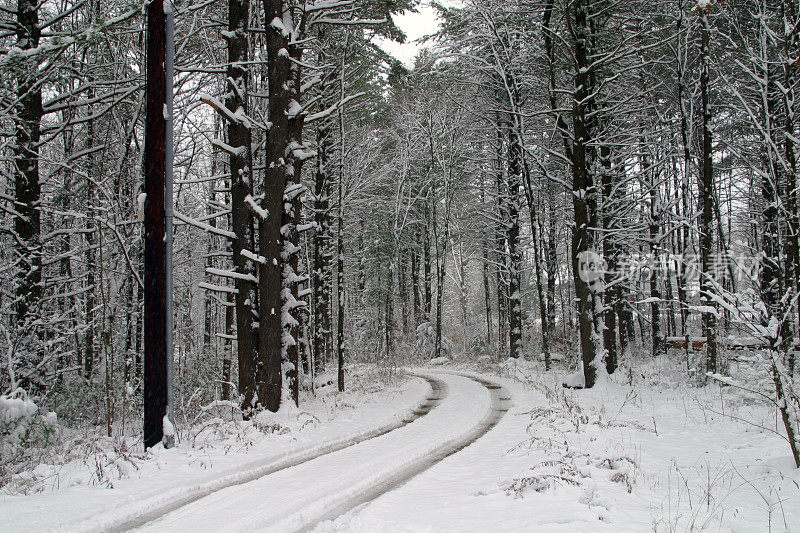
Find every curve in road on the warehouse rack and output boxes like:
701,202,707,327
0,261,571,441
132,372,510,533
99,374,448,533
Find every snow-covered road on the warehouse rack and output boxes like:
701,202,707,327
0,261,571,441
131,372,510,532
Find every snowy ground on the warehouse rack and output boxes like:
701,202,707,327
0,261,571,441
132,372,505,532
0,368,427,532
322,357,800,532
2,357,799,532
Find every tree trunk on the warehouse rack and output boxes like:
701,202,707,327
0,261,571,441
13,0,43,330
143,0,169,448
423,200,433,321
506,126,524,359
494,121,509,358
282,32,308,408
222,291,234,400
336,30,349,392
204,181,217,352
411,235,422,326
546,199,558,352
675,0,691,337
313,112,333,374
698,5,718,375
642,143,663,358
228,0,258,410
782,0,799,374
599,145,618,374
570,0,604,388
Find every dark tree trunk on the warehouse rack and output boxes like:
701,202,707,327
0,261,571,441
84,223,96,378
480,174,493,349
482,237,493,349
143,0,168,449
124,278,134,385
433,208,448,360
783,0,799,374
570,0,603,388
337,206,345,391
259,0,294,412
411,235,422,326
423,200,433,321
135,257,143,377
522,155,550,368
311,39,333,374
698,6,718,375
336,34,348,392
599,146,618,374
228,0,258,410
641,143,663,358
204,181,217,352
13,0,42,326
675,0,691,337
399,252,409,336
336,130,345,392
494,121,509,358
222,291,234,400
506,126,524,359
384,274,394,357
12,0,43,390
282,36,308,408
546,202,558,348
84,27,99,380
313,119,333,373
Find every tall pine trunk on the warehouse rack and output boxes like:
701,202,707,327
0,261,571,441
570,0,604,388
698,4,718,375
228,0,258,410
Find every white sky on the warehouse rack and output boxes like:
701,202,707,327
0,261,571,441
374,3,446,68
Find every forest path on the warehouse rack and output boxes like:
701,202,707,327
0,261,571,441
131,372,510,533
97,373,447,533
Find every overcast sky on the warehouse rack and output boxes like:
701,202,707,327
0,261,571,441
374,3,444,68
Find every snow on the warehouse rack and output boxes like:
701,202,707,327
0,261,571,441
210,139,245,157
320,360,800,532
0,393,38,425
240,248,266,265
132,372,499,531
689,304,721,318
137,192,146,222
563,370,585,388
4,361,799,532
200,94,252,129
162,416,175,438
205,267,257,283
270,17,290,38
287,99,303,119
287,141,317,161
0,371,428,531
1,391,56,450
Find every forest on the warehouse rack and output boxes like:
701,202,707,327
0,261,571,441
2,0,800,530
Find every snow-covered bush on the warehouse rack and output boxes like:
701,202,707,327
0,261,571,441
413,321,453,361
703,283,800,467
0,389,58,456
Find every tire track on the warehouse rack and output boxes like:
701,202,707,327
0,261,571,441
296,372,511,532
96,375,447,533
129,372,509,533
